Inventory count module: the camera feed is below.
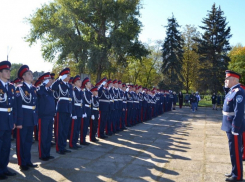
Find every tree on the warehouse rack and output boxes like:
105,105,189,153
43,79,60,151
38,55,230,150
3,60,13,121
10,63,23,81
195,3,232,93
161,14,184,91
182,25,201,93
228,44,245,84
26,0,148,82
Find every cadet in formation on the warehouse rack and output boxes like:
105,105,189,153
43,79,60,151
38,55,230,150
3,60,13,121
0,61,176,179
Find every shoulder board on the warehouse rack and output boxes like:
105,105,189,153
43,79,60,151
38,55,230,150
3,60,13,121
232,88,240,93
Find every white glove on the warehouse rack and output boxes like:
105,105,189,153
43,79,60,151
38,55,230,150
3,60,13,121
102,81,106,86
126,88,129,92
98,114,100,119
85,113,87,118
82,114,85,118
59,74,67,80
72,116,77,119
91,115,95,120
232,131,239,135
43,79,49,85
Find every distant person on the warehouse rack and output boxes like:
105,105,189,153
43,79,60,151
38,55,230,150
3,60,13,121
178,91,183,108
190,92,194,109
195,91,201,110
211,93,217,110
191,93,197,112
173,91,177,110
184,94,189,106
217,94,222,110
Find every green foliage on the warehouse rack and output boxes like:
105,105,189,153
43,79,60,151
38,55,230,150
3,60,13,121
194,3,232,93
26,0,148,81
181,25,201,93
10,63,23,81
161,14,184,91
228,44,245,84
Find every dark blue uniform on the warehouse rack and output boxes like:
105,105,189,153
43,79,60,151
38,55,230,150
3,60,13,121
142,92,148,121
81,88,92,144
98,86,110,138
107,88,114,134
51,79,73,153
138,92,144,122
16,82,38,167
70,87,84,148
221,84,245,180
0,81,16,176
90,96,99,141
37,84,56,159
120,90,127,129
126,91,133,127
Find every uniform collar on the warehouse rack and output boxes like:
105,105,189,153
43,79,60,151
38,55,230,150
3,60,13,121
24,82,32,89
0,79,8,86
230,83,240,90
75,86,81,91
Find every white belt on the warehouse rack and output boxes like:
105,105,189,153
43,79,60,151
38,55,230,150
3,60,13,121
74,103,82,107
222,111,235,116
118,99,122,101
127,101,134,103
114,99,118,101
85,104,91,108
123,101,127,103
99,99,110,103
59,97,72,101
110,100,114,102
93,108,99,111
0,108,12,112
134,101,139,103
22,105,36,110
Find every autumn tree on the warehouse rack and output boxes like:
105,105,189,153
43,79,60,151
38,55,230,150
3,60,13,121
26,0,148,81
181,25,200,93
228,44,245,84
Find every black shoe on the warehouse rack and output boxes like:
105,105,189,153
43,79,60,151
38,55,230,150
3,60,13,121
48,156,55,159
75,145,82,148
225,173,232,177
225,177,243,181
27,163,38,168
91,139,99,142
69,147,78,150
56,151,66,155
107,133,112,136
99,135,108,139
4,171,16,176
0,174,7,180
64,149,72,153
39,157,49,161
19,165,29,171
80,142,90,146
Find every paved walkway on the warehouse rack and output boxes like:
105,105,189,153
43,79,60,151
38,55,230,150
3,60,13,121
6,107,245,182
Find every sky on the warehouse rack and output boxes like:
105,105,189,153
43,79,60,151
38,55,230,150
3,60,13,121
0,0,244,73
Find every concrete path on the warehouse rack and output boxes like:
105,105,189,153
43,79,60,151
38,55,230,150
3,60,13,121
6,107,245,182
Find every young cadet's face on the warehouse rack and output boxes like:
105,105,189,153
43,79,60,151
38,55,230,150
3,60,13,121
75,80,82,88
92,91,98,96
0,69,11,80
23,71,33,82
86,82,91,89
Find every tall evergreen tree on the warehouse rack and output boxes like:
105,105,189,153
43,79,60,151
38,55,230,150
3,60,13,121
195,3,232,93
160,14,184,91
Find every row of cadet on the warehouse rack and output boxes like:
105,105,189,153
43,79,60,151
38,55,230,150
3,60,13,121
0,60,177,179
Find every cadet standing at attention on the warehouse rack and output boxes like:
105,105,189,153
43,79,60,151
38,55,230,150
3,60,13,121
222,70,245,182
0,61,16,179
16,65,38,170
